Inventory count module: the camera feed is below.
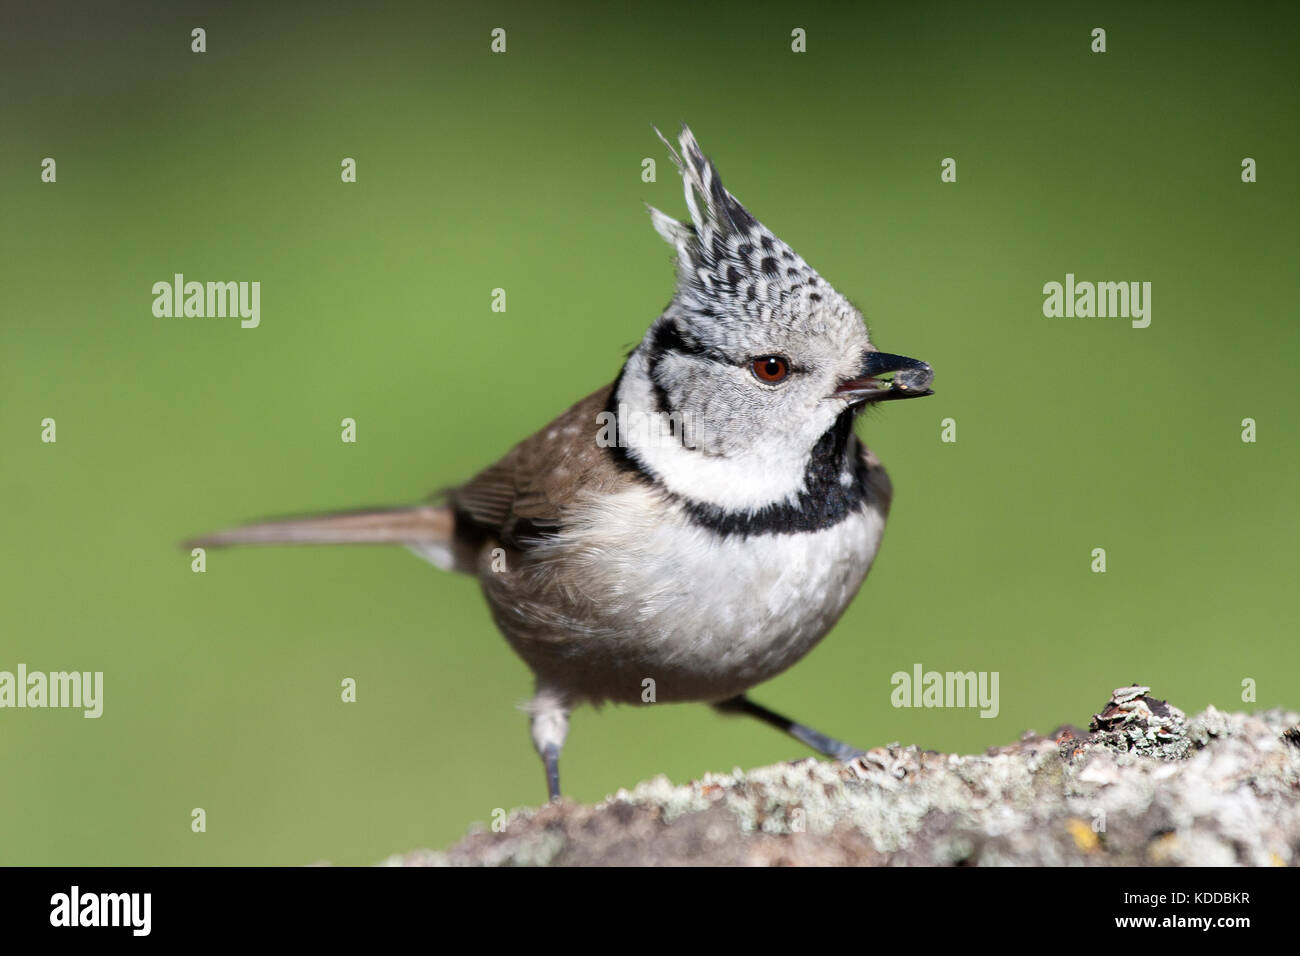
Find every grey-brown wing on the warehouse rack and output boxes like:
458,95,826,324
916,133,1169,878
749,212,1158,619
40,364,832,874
445,384,619,547
449,454,521,531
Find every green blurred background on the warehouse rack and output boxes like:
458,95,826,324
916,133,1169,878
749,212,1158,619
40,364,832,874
1,1,1296,865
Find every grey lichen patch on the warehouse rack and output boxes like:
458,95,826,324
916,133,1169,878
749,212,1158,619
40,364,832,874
1186,704,1231,747
391,688,1300,867
1087,685,1190,759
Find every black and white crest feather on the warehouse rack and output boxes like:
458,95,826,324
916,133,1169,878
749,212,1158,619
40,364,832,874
647,125,845,338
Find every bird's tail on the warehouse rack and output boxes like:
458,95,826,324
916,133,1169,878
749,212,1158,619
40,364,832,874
185,505,454,551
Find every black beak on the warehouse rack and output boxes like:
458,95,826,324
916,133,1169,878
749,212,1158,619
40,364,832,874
835,352,934,403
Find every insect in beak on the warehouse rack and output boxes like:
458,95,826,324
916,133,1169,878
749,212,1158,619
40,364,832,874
835,352,934,403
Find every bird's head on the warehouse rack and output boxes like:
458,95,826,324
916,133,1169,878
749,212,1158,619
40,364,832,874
614,125,933,513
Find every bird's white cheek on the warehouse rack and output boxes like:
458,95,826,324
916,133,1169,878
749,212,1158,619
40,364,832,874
616,366,813,511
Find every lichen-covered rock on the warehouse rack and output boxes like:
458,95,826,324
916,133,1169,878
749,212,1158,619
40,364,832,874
1086,684,1190,759
385,688,1300,867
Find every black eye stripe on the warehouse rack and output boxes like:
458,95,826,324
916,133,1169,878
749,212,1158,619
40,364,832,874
649,321,733,366
650,322,805,376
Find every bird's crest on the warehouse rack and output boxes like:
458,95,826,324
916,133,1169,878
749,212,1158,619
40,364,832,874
647,125,834,332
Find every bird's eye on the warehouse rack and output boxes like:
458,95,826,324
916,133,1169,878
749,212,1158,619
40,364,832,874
751,356,790,384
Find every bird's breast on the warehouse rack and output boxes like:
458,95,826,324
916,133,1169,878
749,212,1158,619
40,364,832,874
486,483,888,704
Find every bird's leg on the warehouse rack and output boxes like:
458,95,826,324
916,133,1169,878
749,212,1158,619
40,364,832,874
541,744,561,801
714,694,865,761
528,688,571,801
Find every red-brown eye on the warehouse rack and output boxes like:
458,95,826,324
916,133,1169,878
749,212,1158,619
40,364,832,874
751,356,790,383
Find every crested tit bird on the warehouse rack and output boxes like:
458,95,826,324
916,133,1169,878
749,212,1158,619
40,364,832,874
188,126,934,800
